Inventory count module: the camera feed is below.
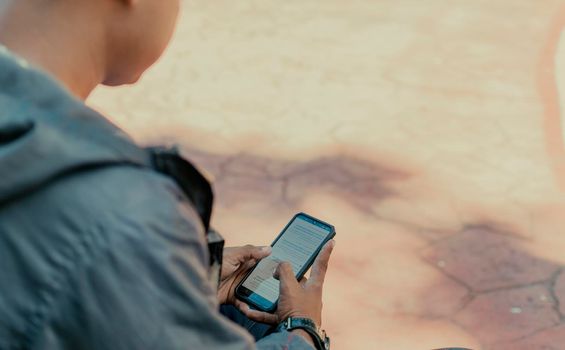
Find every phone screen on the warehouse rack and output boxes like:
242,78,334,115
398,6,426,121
238,213,334,311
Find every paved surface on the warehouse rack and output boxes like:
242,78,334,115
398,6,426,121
90,1,565,349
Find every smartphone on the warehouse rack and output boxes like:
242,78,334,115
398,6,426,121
235,212,336,312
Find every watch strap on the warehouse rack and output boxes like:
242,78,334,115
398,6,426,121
277,317,329,350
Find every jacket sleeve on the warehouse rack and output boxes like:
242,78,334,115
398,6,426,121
46,172,313,350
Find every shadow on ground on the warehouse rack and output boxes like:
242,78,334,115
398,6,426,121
180,146,565,349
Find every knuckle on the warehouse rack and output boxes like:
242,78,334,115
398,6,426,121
280,284,290,293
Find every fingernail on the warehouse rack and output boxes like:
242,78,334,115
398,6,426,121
262,246,272,253
330,240,336,248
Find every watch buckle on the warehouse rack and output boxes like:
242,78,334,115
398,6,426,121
286,318,294,330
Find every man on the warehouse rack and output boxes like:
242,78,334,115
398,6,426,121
0,0,334,349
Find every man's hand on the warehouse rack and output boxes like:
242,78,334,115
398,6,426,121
235,240,336,327
218,245,271,305
274,240,335,327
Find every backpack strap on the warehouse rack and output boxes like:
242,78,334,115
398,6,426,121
146,146,214,232
144,146,223,288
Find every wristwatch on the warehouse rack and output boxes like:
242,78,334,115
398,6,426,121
277,317,330,350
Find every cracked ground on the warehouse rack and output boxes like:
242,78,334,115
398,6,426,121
90,1,565,349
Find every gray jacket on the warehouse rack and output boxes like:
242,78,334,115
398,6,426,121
0,48,311,350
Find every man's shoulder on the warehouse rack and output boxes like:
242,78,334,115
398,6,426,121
38,164,207,245
0,162,211,347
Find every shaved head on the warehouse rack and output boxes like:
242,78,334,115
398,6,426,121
0,0,180,98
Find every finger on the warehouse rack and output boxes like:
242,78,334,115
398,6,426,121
237,259,256,274
308,240,335,287
238,245,272,262
274,262,299,293
235,300,279,324
299,276,308,287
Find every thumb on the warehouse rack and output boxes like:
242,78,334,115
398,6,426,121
241,245,272,261
274,262,298,293
233,245,271,264
251,246,272,260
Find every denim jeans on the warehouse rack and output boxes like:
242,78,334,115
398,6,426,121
220,305,277,341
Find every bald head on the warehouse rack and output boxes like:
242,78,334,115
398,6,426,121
0,0,180,98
